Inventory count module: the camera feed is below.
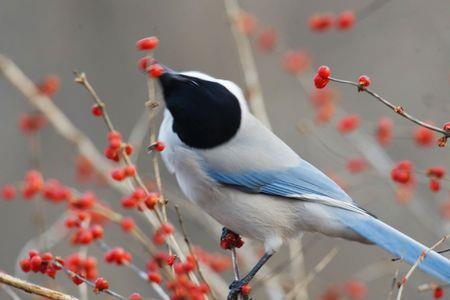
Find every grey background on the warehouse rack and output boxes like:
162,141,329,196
1,0,450,299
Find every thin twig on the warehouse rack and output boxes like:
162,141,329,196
174,206,217,300
328,77,449,138
0,272,78,300
285,247,339,300
387,269,399,300
396,234,450,300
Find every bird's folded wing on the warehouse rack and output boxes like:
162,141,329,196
204,160,366,214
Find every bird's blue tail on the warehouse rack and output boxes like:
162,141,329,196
336,210,450,283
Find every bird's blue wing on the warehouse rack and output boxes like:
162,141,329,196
204,159,354,204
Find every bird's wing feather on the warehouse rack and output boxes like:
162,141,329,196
194,115,364,213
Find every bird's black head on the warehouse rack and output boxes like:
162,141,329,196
157,67,242,149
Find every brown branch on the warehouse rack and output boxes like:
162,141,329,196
0,272,78,300
328,77,450,139
174,206,218,300
223,0,271,129
0,54,128,194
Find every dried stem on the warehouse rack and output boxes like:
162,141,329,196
174,206,217,300
328,77,450,138
396,234,450,300
223,0,271,129
285,247,339,300
0,272,78,300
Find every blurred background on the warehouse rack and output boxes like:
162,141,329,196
1,0,450,299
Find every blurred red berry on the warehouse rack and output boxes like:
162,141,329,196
91,104,103,117
317,65,331,79
136,36,159,51
241,284,251,296
337,114,360,133
358,75,371,88
124,165,137,177
154,141,165,152
427,166,446,179
149,64,164,78
91,225,104,239
314,74,329,89
414,126,435,147
30,255,42,272
38,75,60,96
236,12,258,35
257,27,277,52
336,11,356,31
20,259,31,272
148,271,162,284
376,117,393,146
343,279,367,300
95,277,109,291
346,157,368,174
161,223,175,235
434,287,444,299
121,217,135,232
443,122,450,131
138,57,153,72
129,293,142,300
429,179,441,192
2,184,16,201
125,144,134,156
111,169,125,181
282,51,311,75
309,13,334,32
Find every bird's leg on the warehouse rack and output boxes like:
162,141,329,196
227,251,274,300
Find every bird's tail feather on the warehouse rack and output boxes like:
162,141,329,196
336,211,450,283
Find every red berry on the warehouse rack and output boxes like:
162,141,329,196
39,75,60,96
161,223,175,235
91,104,103,117
108,131,122,142
434,287,444,299
336,11,356,31
121,217,135,232
241,284,251,296
125,144,134,156
346,158,368,174
427,166,446,179
111,169,125,181
314,74,329,89
282,51,311,75
145,193,159,209
20,259,31,272
443,122,450,131
430,179,441,192
129,293,142,300
154,141,165,152
317,65,331,79
377,117,393,146
124,165,137,177
414,126,435,147
166,255,177,266
153,232,165,245
149,64,164,78
138,57,152,72
136,36,159,51
95,277,109,291
344,279,367,300
236,12,258,35
72,275,84,285
147,271,162,284
358,75,371,88
309,13,334,32
337,114,360,133
30,255,42,272
42,252,53,262
257,27,277,52
91,225,104,239
2,184,16,201
28,249,39,258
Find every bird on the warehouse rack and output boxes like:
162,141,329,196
155,65,450,299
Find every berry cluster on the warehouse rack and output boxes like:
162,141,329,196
121,188,159,210
426,166,445,193
20,250,61,279
152,223,175,245
391,160,414,185
220,228,244,250
104,247,133,265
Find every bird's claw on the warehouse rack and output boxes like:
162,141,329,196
227,280,246,300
